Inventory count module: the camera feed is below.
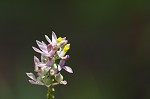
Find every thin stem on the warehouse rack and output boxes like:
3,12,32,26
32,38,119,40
47,85,55,99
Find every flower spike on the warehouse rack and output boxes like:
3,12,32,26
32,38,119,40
26,31,73,99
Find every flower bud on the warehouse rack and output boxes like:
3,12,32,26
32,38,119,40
51,64,58,73
50,69,55,76
41,66,47,75
55,73,63,83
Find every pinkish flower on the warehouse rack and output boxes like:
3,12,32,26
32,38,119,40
58,55,73,73
26,31,73,90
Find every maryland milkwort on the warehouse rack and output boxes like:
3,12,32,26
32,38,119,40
26,31,73,99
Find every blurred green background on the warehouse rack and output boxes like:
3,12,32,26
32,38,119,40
0,0,150,99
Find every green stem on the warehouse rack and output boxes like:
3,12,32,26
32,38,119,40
47,85,55,99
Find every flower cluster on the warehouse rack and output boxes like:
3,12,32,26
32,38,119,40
26,32,73,87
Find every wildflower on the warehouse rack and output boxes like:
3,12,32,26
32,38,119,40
26,31,73,99
58,55,73,73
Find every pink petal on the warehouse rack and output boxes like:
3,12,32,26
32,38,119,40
41,41,47,47
34,56,39,65
36,40,48,53
39,46,48,53
26,73,36,80
32,46,43,54
52,31,57,44
45,35,52,44
47,44,52,51
29,80,37,84
36,40,42,46
29,80,44,85
36,63,46,67
63,66,73,73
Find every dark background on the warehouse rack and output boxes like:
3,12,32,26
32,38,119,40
0,0,150,99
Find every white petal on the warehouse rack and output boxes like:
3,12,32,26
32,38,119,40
45,35,52,44
57,51,60,56
63,66,73,73
57,40,65,46
29,80,44,85
57,40,68,47
32,46,43,54
36,40,48,53
61,55,70,60
34,56,40,65
43,53,50,57
26,73,36,80
36,40,42,46
53,80,67,85
52,31,57,44
58,65,62,71
36,63,46,67
41,41,47,47
60,80,67,85
34,66,39,72
59,51,66,58
63,37,66,40
37,81,44,85
52,82,59,86
45,85,51,87
39,46,48,53
29,80,37,84
57,47,62,55
67,43,70,47
34,66,38,72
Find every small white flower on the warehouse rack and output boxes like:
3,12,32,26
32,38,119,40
45,31,67,47
58,44,70,58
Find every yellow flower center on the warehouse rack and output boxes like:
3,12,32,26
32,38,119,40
63,45,70,52
56,37,62,43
